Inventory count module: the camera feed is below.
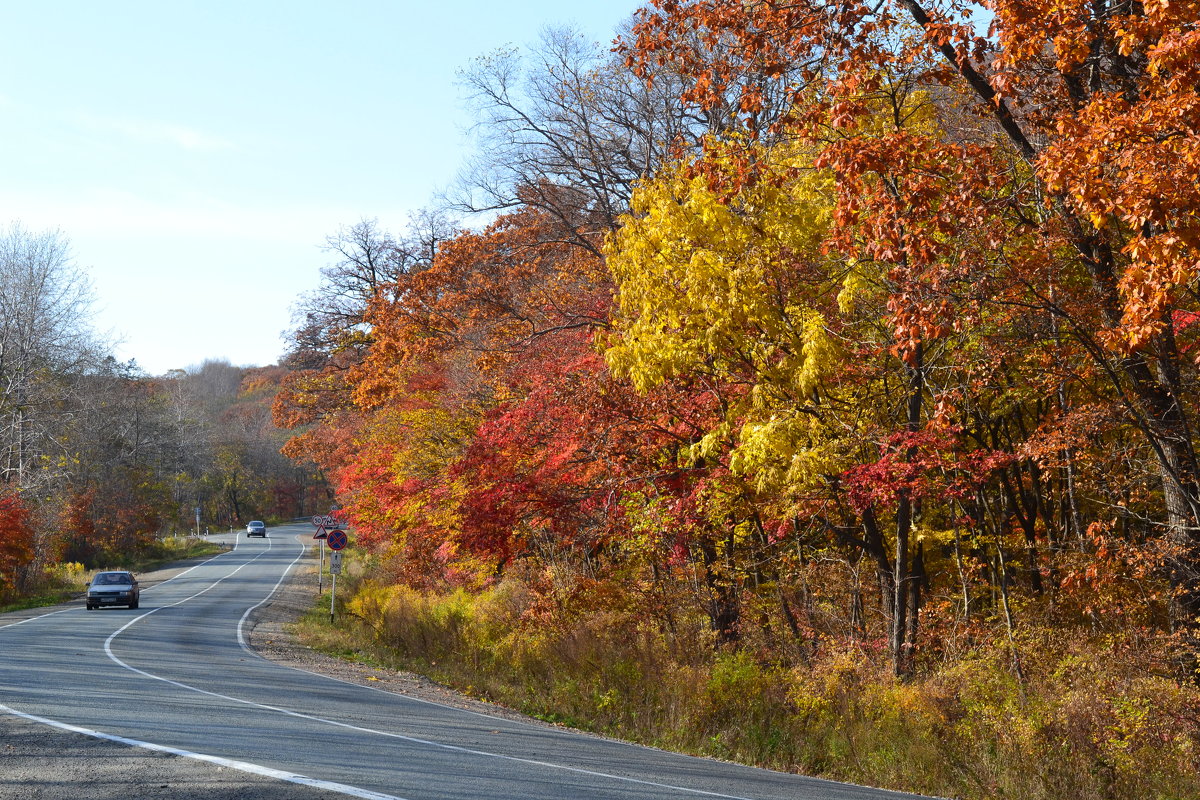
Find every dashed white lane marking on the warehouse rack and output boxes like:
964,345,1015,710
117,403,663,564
103,534,275,651
17,530,761,800
0,703,407,800
0,533,408,799
0,533,238,630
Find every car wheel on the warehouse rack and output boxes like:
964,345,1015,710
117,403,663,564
85,604,93,610
130,600,139,609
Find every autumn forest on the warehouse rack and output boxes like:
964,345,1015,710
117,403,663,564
0,220,324,588
5,1,1200,797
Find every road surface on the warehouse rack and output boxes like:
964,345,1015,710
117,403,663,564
0,523,933,800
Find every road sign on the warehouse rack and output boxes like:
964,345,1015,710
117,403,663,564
313,527,328,540
326,528,348,551
330,551,343,575
311,514,337,528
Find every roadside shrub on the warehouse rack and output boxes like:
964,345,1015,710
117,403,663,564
316,577,1200,800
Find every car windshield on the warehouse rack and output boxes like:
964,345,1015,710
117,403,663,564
93,573,130,585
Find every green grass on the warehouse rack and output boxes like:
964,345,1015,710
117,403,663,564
122,537,227,572
0,589,79,614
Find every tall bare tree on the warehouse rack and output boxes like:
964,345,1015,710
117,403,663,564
454,23,794,253
0,223,103,490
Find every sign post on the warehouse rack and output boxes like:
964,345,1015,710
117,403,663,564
325,529,348,623
313,528,327,592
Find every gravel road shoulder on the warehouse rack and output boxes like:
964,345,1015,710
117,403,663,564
243,539,543,725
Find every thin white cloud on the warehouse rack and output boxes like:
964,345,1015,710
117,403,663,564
74,112,236,152
0,188,410,245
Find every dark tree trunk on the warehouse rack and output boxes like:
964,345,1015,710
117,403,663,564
699,536,740,645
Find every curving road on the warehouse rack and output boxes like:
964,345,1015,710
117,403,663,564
0,523,932,800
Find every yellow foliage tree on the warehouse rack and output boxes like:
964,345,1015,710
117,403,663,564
604,134,979,671
605,142,852,500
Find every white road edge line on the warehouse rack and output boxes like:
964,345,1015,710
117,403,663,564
237,535,308,653
103,534,277,651
239,537,647,736
100,533,760,800
0,533,397,800
233,539,617,732
0,607,73,629
3,530,898,800
0,703,408,800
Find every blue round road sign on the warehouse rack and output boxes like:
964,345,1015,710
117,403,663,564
326,528,348,550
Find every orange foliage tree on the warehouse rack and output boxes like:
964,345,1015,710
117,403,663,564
624,0,1200,672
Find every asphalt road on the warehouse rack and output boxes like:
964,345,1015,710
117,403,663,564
0,524,933,800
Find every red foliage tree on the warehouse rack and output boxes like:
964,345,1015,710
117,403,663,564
0,492,36,595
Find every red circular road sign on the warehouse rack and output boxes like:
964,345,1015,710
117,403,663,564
326,528,348,550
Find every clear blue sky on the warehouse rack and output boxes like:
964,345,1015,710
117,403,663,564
0,1,640,375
